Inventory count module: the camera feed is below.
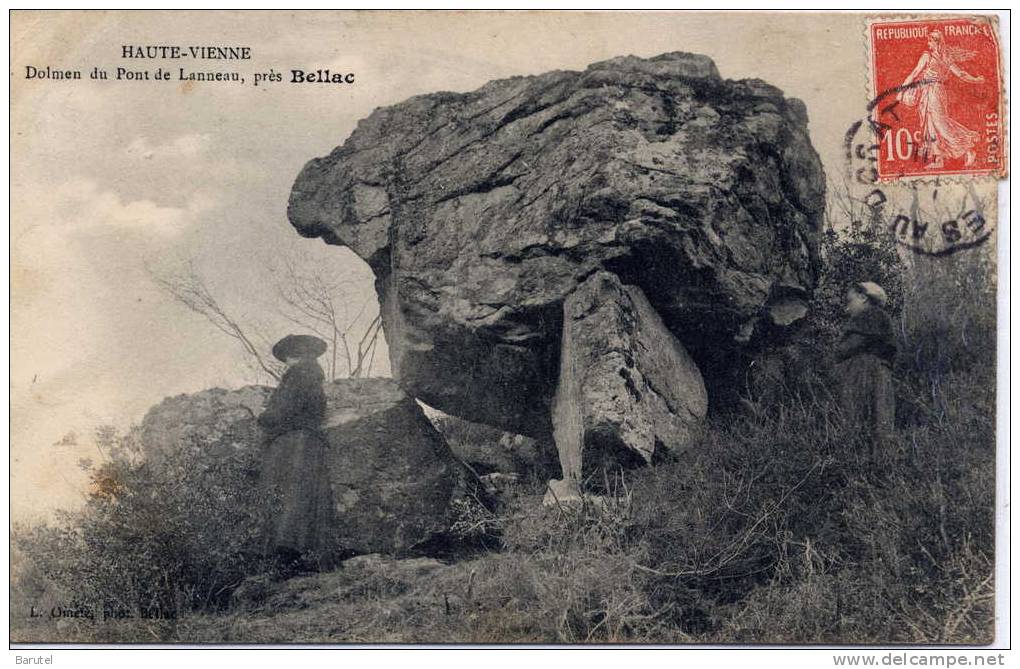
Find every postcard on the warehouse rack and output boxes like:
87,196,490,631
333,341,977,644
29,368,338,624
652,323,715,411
9,10,1007,647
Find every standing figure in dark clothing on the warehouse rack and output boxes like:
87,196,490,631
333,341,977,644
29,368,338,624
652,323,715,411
257,334,336,575
835,282,898,459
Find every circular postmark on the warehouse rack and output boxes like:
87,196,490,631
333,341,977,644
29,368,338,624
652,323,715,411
841,83,994,257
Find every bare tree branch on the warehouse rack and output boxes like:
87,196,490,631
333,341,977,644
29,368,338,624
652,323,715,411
351,315,383,378
269,253,382,380
149,261,283,381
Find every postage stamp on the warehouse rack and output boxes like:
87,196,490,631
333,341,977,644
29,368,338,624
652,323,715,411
867,17,1005,180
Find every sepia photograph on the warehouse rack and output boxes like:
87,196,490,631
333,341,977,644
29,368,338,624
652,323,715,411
8,9,1007,648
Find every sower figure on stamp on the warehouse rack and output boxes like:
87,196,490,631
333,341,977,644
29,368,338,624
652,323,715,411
896,30,985,170
257,334,336,577
835,282,898,460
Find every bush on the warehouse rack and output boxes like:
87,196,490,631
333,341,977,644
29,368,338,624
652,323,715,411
813,181,906,343
11,426,277,641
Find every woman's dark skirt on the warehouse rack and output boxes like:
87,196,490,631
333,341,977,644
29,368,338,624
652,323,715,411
258,428,336,563
838,353,896,458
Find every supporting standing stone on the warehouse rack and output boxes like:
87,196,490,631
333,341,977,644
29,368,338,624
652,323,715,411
548,272,707,495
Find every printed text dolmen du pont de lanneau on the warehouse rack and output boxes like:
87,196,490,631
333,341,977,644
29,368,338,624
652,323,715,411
23,44,355,85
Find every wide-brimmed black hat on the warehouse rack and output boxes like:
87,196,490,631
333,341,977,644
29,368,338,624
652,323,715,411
272,334,328,361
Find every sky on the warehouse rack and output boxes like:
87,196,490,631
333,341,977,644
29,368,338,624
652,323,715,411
9,11,1000,521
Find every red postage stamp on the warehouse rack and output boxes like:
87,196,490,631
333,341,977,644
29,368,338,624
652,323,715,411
868,17,1005,180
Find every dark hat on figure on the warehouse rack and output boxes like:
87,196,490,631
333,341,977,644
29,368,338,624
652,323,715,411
272,334,328,361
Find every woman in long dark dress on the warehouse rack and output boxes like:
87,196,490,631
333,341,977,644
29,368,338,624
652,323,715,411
257,334,336,574
835,282,898,460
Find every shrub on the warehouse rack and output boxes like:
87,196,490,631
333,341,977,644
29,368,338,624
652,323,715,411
11,426,277,641
813,181,906,343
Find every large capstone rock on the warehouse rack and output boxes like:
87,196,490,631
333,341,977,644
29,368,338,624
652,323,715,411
288,51,825,462
137,378,484,556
